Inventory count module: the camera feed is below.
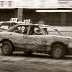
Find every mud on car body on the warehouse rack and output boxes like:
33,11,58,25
0,23,72,59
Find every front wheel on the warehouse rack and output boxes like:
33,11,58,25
51,44,65,59
1,41,13,56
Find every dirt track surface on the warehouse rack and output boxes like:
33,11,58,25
0,51,72,72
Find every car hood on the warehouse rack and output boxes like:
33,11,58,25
43,34,72,41
51,34,72,39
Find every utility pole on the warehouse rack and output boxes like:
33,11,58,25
61,13,66,26
18,8,23,21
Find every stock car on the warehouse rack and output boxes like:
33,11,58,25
0,23,72,59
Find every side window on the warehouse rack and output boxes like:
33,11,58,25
13,25,29,34
21,26,29,34
13,26,22,34
29,26,42,35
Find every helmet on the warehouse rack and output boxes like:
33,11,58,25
34,27,41,35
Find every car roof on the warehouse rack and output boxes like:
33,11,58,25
18,24,39,26
0,21,50,27
18,23,50,27
0,21,38,25
1,21,17,23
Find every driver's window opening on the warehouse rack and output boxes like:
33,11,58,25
13,25,29,34
29,26,42,35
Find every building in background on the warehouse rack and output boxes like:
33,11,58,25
0,0,18,21
0,0,72,26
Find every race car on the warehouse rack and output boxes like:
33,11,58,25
0,23,72,59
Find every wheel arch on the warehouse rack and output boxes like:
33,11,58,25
1,39,15,50
50,41,68,54
51,41,67,48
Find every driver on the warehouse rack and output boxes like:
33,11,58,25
34,27,41,35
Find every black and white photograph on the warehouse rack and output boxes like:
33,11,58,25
0,0,72,72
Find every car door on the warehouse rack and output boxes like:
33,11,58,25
10,25,29,48
24,25,55,52
23,25,47,52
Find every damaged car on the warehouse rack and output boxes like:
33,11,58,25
0,24,72,59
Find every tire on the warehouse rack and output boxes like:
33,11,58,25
1,41,13,56
51,44,65,59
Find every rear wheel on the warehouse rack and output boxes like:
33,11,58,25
51,44,65,59
1,41,13,56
